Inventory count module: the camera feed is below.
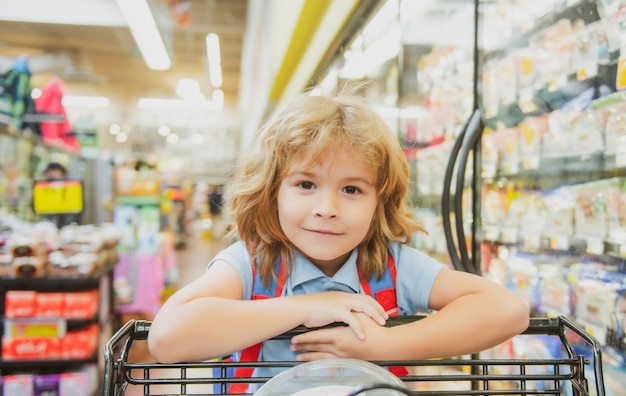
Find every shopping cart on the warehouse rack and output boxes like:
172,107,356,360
103,315,606,395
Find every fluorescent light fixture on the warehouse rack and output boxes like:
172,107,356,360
209,63,222,88
137,98,222,111
212,89,224,107
115,0,171,70
206,33,221,64
176,78,204,99
206,33,222,88
62,95,110,108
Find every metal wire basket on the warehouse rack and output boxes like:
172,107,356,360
103,315,605,395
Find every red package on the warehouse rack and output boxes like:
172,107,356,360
2,336,61,359
5,290,37,318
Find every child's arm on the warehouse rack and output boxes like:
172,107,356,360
290,269,529,361
147,259,389,363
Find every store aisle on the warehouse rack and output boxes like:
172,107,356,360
120,219,228,396
174,218,228,289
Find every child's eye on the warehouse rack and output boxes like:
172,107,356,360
343,186,361,195
297,181,315,190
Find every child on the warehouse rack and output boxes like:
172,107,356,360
148,88,529,381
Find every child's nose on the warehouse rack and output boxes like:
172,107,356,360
313,191,339,218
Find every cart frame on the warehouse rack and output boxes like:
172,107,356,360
103,315,606,395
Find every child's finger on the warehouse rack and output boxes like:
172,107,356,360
342,313,366,340
352,299,388,325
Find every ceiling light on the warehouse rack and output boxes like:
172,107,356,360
137,98,222,111
115,0,171,70
115,132,128,142
206,33,221,64
62,95,110,108
166,133,179,144
212,89,224,107
176,78,204,99
109,124,121,135
209,63,222,88
158,125,171,136
206,33,222,88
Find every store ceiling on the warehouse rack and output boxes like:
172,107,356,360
0,0,248,175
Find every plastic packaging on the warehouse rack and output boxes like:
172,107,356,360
253,358,407,396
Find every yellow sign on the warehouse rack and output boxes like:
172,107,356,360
33,180,84,214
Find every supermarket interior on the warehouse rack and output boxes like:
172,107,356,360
1,0,626,395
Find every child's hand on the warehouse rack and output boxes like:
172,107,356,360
294,292,388,340
290,312,383,361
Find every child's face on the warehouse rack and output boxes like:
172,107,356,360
277,151,377,275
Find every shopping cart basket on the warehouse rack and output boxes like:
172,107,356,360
103,315,606,395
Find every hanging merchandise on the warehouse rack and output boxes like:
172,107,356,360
33,77,79,152
0,56,40,135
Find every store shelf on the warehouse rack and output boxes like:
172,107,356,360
0,262,115,292
0,355,97,372
486,0,600,56
0,261,115,380
492,153,619,179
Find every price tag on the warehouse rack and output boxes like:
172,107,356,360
523,234,541,250
4,319,66,339
549,235,570,250
521,157,539,170
33,180,84,214
586,238,605,255
548,75,568,92
502,160,519,175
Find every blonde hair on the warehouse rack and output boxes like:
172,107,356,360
227,87,425,287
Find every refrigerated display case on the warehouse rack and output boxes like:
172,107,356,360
474,1,626,393
311,0,625,393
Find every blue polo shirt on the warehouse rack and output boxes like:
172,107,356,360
208,241,444,386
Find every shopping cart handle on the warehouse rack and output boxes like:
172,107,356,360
115,316,561,343
132,320,151,340
276,316,564,339
273,315,427,340
522,317,561,336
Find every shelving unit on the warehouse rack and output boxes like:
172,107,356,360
0,261,115,394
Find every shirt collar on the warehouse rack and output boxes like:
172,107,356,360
289,249,361,293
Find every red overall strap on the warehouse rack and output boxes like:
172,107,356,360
358,254,409,377
358,253,398,317
228,263,286,394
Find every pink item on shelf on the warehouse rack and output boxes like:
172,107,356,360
59,372,88,396
3,374,34,396
114,252,167,317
